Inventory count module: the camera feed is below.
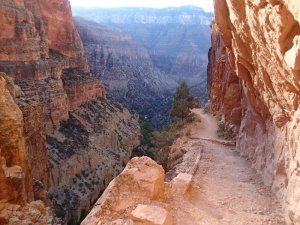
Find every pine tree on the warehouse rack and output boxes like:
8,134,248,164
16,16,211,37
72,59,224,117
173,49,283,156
170,81,194,120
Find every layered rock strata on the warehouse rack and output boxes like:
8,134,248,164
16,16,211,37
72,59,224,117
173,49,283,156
72,6,213,86
0,0,140,223
74,17,176,128
73,7,213,127
47,97,140,221
209,0,300,224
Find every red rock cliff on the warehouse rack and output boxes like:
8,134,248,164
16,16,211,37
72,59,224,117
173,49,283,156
207,24,242,134
0,73,32,205
0,0,140,224
209,0,300,224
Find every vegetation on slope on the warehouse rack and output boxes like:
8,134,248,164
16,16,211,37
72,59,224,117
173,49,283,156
132,81,198,169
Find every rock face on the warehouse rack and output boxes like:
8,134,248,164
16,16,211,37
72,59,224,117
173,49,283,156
81,157,166,225
208,0,300,224
0,0,140,223
47,97,140,221
207,24,242,134
73,6,213,85
74,17,176,127
0,73,31,205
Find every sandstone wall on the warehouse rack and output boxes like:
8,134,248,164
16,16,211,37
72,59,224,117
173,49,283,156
209,0,300,224
0,73,32,205
207,24,242,134
0,0,140,224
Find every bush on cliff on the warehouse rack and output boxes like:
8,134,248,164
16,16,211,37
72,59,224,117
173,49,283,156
132,81,198,169
170,80,195,120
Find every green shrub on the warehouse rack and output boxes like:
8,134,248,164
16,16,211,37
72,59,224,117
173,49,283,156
170,81,195,120
132,81,201,170
217,122,233,140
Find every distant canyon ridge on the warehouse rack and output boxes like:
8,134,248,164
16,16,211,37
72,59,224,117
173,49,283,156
73,6,213,127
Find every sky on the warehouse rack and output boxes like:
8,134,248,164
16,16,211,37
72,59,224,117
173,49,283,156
69,0,214,12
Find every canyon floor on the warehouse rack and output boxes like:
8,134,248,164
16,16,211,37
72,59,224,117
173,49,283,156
168,109,286,225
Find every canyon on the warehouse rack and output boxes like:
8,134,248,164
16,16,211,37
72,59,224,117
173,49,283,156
81,1,300,225
73,6,212,127
74,17,176,128
72,6,212,86
0,0,140,224
0,0,299,225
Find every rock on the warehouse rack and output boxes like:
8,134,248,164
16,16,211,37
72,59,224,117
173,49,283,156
0,0,140,223
48,97,140,220
131,204,173,225
171,173,193,195
81,157,165,225
284,36,300,70
111,219,134,225
207,24,242,135
0,75,32,204
210,0,300,224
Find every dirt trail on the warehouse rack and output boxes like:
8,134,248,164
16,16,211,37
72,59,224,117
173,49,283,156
168,109,285,225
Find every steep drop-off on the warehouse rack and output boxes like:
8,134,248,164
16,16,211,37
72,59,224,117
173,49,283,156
73,6,213,86
208,0,300,224
0,0,140,223
74,17,176,128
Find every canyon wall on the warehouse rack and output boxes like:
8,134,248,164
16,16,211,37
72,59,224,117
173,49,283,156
73,10,212,127
208,0,300,224
0,0,140,223
73,6,212,86
74,17,176,128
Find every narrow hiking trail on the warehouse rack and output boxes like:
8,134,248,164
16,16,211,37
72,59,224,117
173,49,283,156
167,109,285,225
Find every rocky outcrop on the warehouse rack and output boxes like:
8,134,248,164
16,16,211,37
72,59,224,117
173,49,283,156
207,24,242,134
0,0,140,223
209,0,300,224
0,73,31,205
81,125,202,225
81,157,167,225
0,73,54,224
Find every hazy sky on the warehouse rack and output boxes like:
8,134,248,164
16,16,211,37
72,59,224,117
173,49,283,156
69,0,214,12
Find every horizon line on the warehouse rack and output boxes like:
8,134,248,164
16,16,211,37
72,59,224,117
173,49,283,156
71,5,214,13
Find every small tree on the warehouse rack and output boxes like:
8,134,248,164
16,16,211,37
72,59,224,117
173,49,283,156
170,81,194,120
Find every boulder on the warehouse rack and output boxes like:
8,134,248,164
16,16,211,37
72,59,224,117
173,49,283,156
131,204,173,225
171,173,193,195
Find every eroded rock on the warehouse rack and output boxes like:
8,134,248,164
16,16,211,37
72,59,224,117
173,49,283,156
209,0,300,224
81,157,165,225
131,204,173,225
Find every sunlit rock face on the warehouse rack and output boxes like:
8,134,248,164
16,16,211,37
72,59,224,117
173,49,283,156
0,0,140,223
209,0,300,224
207,24,242,134
81,157,165,225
